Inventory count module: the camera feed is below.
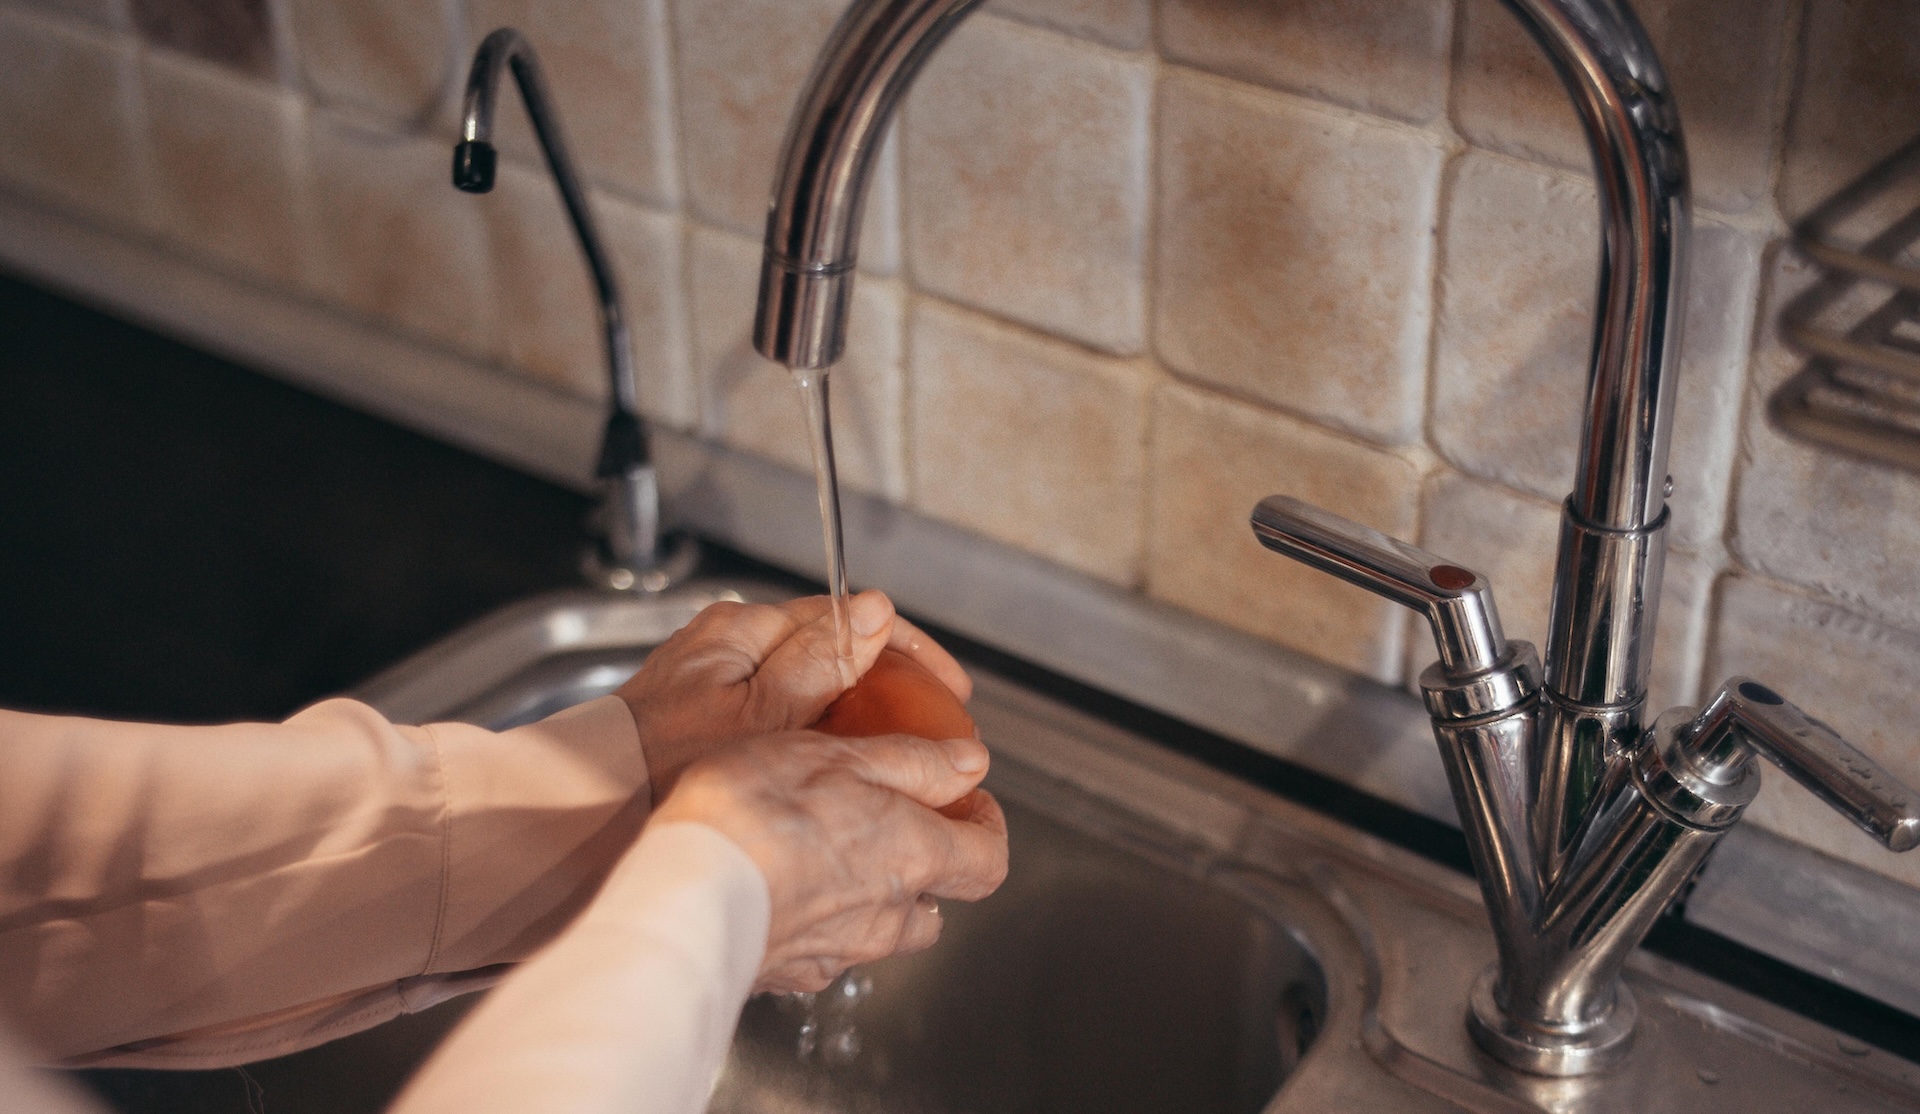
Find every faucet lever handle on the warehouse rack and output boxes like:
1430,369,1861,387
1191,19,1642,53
1685,679,1920,852
1250,496,1509,678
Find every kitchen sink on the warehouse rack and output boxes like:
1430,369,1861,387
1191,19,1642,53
709,790,1321,1114
76,582,1920,1113
350,581,1328,1114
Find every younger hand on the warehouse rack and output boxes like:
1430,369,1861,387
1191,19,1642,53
652,730,1009,993
616,590,970,797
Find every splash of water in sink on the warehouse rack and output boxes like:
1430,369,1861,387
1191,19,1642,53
781,969,872,1067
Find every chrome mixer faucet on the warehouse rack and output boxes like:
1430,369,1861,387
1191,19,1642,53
453,28,693,592
751,0,1920,1078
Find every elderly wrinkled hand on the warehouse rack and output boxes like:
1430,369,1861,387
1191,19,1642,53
653,729,1008,994
616,589,970,797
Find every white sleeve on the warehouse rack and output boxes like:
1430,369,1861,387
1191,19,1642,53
0,695,652,1068
389,821,771,1114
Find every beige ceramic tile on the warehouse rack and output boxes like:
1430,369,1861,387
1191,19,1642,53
8,0,128,31
689,225,905,498
910,299,1152,586
131,0,275,76
143,50,312,289
290,0,447,125
904,15,1150,355
1415,471,1710,713
1146,381,1423,683
1707,574,1920,890
1419,470,1563,649
1432,152,1760,554
670,0,900,274
464,0,677,208
1154,71,1441,446
478,162,690,420
1778,0,1920,220
986,0,1149,50
481,159,601,399
601,195,696,431
1649,548,1714,716
1159,0,1451,125
1729,249,1920,632
309,113,498,360
0,8,146,227
1452,0,1788,215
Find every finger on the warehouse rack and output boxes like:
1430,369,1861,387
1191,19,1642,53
920,789,1010,902
656,600,813,686
836,733,988,811
749,590,896,727
936,787,991,821
757,958,839,995
771,594,834,624
892,894,943,957
886,615,973,704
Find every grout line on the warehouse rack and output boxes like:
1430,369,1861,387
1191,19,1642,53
261,0,298,91
1133,0,1168,597
973,5,1152,61
1157,57,1456,148
1716,237,1794,586
1763,0,1811,228
901,287,921,508
657,0,707,435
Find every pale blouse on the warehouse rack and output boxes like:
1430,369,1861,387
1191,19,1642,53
0,695,770,1113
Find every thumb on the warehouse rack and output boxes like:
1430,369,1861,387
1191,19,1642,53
749,590,894,728
840,733,989,811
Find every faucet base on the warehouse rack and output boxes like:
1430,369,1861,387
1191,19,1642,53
1466,966,1637,1077
582,532,700,595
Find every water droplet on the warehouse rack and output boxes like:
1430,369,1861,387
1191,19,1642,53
1696,1067,1720,1085
822,1023,862,1065
1837,1036,1872,1057
776,991,814,1018
796,1020,818,1060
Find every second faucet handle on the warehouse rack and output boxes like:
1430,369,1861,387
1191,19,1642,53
1250,496,1512,680
1666,679,1920,852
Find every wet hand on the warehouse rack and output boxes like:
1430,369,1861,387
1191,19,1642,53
651,730,1008,993
616,590,971,798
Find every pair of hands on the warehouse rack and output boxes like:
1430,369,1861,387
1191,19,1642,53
612,590,1008,993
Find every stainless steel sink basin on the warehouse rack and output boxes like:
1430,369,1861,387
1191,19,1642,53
76,582,1920,1113
350,582,1327,1114
710,792,1320,1114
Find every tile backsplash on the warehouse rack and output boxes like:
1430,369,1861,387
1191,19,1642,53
3,0,1919,892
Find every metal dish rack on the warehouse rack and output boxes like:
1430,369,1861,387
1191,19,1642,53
1772,132,1920,471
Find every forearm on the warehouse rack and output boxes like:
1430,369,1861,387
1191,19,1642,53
0,695,650,1065
390,822,769,1114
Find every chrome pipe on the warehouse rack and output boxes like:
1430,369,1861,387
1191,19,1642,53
457,28,639,419
456,28,693,588
755,0,983,369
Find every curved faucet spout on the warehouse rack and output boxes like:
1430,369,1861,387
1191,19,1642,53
457,28,640,423
755,0,1686,536
455,28,687,587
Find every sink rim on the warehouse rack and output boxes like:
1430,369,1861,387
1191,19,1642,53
348,581,1920,1114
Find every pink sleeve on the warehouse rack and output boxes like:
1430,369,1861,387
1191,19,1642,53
0,695,651,1068
390,822,770,1114
0,1024,104,1114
